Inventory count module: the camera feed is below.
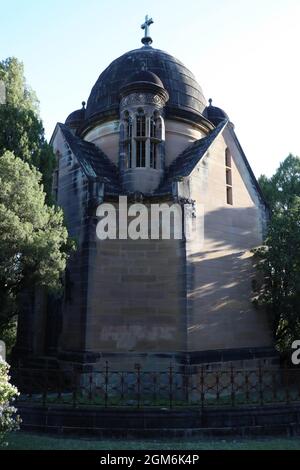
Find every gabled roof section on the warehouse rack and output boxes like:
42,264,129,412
157,120,227,194
58,123,121,194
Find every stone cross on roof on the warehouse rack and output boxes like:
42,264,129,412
141,15,154,46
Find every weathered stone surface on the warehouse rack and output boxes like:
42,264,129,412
15,45,274,371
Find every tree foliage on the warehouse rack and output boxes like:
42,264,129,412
255,155,300,352
0,359,20,446
0,151,72,332
258,154,300,211
0,57,56,201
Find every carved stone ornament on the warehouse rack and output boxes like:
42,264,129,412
121,93,165,109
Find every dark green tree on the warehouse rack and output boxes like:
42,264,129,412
258,154,300,211
0,57,56,201
254,154,300,352
0,151,73,339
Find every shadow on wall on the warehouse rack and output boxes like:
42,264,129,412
43,204,270,354
186,204,271,349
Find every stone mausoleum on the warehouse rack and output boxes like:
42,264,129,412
15,18,275,370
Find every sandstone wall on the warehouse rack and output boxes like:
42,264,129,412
85,206,186,354
186,126,272,351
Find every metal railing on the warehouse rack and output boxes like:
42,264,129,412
10,363,300,410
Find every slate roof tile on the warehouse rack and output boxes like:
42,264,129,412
59,124,121,194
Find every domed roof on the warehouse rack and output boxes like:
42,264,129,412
84,47,207,126
65,102,86,129
125,70,164,88
204,99,229,126
120,69,169,103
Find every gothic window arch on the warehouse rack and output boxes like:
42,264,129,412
125,112,133,168
150,114,156,138
136,108,146,167
119,122,125,141
120,111,133,169
136,108,146,137
120,107,165,170
150,111,162,169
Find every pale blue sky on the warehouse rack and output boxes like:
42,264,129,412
1,0,300,177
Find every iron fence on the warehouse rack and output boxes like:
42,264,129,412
10,363,300,410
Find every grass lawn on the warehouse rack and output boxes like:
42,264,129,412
4,431,300,450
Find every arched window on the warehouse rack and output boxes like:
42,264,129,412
150,115,156,138
119,122,125,141
155,115,164,140
136,109,146,137
150,141,157,169
120,112,133,169
149,112,162,169
126,114,132,168
136,140,146,167
126,113,133,139
120,108,165,170
136,109,146,167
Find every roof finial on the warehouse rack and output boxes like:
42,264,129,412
208,98,213,106
82,101,86,109
141,15,154,46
